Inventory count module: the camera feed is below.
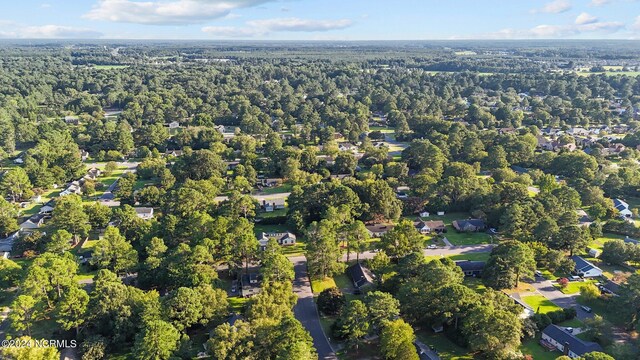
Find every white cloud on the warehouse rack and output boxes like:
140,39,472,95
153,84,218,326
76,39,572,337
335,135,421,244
40,3,51,8
575,12,598,25
246,18,353,32
202,17,354,38
633,15,640,30
201,26,266,37
590,0,611,6
0,25,102,39
459,19,624,39
531,0,572,14
84,0,271,25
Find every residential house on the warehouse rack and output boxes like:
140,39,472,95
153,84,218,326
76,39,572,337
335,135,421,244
347,263,375,290
64,115,80,125
84,167,101,181
19,213,46,230
338,142,358,153
576,209,592,227
414,220,445,234
225,161,240,170
567,127,590,137
165,149,184,157
257,232,296,250
508,294,535,319
0,231,19,257
213,125,226,133
240,273,261,298
262,198,285,212
39,201,55,215
134,207,154,220
167,121,180,129
571,256,603,278
540,325,603,359
259,178,282,187
365,224,394,237
614,198,633,217
452,219,486,232
419,211,430,218
455,261,485,277
80,150,90,161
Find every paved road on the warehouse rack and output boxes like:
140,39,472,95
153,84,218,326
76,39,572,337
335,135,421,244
529,278,594,321
290,257,337,360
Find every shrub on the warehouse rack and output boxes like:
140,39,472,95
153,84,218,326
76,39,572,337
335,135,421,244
547,310,567,324
557,277,569,289
579,282,601,303
532,313,552,330
317,287,346,316
563,307,577,320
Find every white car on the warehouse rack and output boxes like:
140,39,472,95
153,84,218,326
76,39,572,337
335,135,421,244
427,244,437,249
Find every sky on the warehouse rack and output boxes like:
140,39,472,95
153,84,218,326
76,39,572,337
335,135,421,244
0,0,639,40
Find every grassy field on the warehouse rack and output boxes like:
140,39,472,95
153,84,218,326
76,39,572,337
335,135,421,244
311,277,337,294
93,65,130,70
416,330,473,360
229,296,249,313
260,184,292,195
589,233,626,252
522,294,561,314
576,70,640,77
520,335,558,360
553,279,596,295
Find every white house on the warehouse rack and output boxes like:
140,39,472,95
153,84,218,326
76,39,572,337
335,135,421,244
571,256,603,278
167,121,180,129
614,199,633,217
134,207,154,220
258,232,296,250
540,325,602,358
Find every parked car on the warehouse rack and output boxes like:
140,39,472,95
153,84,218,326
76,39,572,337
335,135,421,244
427,244,437,249
231,280,238,293
535,270,543,277
566,327,574,333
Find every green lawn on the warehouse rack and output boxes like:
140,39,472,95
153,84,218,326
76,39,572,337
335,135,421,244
311,277,337,294
589,233,626,252
93,64,130,70
229,296,249,313
416,330,473,360
520,335,558,360
522,295,562,314
554,280,596,295
463,277,487,294
417,212,493,246
260,184,293,195
443,230,492,246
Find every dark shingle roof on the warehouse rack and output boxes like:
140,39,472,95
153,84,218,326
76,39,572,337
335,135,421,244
455,261,485,272
542,325,603,356
347,263,374,288
570,255,600,274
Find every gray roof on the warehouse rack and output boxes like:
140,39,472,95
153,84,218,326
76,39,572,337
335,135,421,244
347,263,375,288
455,260,485,272
571,255,601,274
542,325,603,356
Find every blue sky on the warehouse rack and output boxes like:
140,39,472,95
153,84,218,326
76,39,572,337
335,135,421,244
0,0,639,40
